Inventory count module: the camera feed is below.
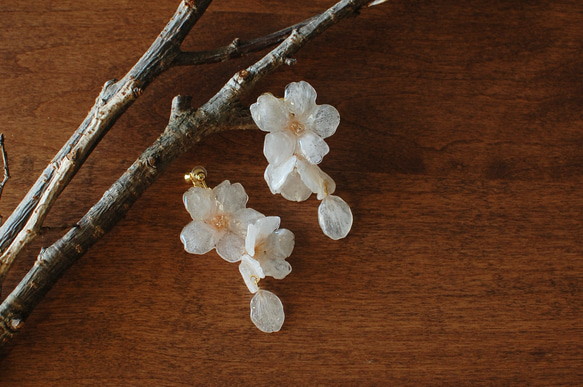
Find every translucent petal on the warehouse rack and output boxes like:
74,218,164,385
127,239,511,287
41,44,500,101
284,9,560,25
245,223,260,257
229,208,265,237
250,289,285,333
263,165,278,195
180,220,220,254
314,168,336,201
213,180,248,214
298,130,330,165
318,195,353,240
216,232,245,263
264,131,296,166
266,228,295,259
306,104,340,139
264,156,297,193
261,258,292,280
296,159,336,200
254,216,281,239
183,187,215,221
284,81,317,117
245,216,281,257
279,170,312,202
250,93,288,132
239,254,265,293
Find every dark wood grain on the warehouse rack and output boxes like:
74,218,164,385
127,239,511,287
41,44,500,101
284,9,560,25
0,0,582,385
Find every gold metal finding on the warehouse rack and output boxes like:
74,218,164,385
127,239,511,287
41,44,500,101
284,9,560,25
250,275,260,287
184,166,208,188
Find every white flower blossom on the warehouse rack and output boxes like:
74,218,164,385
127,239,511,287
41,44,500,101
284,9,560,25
180,180,263,262
180,178,293,333
239,216,294,293
251,81,340,201
251,81,354,240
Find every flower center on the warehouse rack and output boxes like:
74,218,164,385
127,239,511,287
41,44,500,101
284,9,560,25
252,239,269,260
288,119,305,135
211,214,229,230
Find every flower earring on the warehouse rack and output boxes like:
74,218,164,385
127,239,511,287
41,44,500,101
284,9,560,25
180,167,293,333
250,81,353,240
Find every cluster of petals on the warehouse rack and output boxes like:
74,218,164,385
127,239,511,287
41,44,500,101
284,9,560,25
180,180,254,262
239,216,294,293
251,81,353,240
180,180,291,332
251,81,339,202
180,180,294,283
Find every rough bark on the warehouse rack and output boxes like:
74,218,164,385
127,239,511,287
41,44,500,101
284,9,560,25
0,0,213,283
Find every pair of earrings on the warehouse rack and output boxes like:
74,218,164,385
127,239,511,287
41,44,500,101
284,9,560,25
180,81,353,333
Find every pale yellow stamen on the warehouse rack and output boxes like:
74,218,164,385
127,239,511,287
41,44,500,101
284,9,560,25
212,214,229,229
289,120,305,135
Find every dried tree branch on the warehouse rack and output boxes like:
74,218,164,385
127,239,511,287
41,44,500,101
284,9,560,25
0,0,213,284
0,0,376,347
172,15,318,66
0,134,9,203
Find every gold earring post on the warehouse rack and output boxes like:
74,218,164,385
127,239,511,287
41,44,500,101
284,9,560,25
184,166,209,188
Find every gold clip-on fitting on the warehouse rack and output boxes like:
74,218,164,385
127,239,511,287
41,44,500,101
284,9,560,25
250,275,261,287
184,166,209,189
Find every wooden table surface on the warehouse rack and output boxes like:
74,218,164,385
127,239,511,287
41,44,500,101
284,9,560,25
1,0,582,385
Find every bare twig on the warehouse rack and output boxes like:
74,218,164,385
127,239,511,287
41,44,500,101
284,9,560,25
173,15,318,66
0,0,213,284
0,0,376,347
0,134,9,203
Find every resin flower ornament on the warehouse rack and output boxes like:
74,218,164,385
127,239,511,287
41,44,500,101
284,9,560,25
237,216,294,333
180,167,290,333
180,179,254,263
241,216,294,286
250,81,353,240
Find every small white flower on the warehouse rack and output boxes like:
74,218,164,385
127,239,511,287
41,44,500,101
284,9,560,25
238,216,294,293
251,81,340,201
180,180,263,262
